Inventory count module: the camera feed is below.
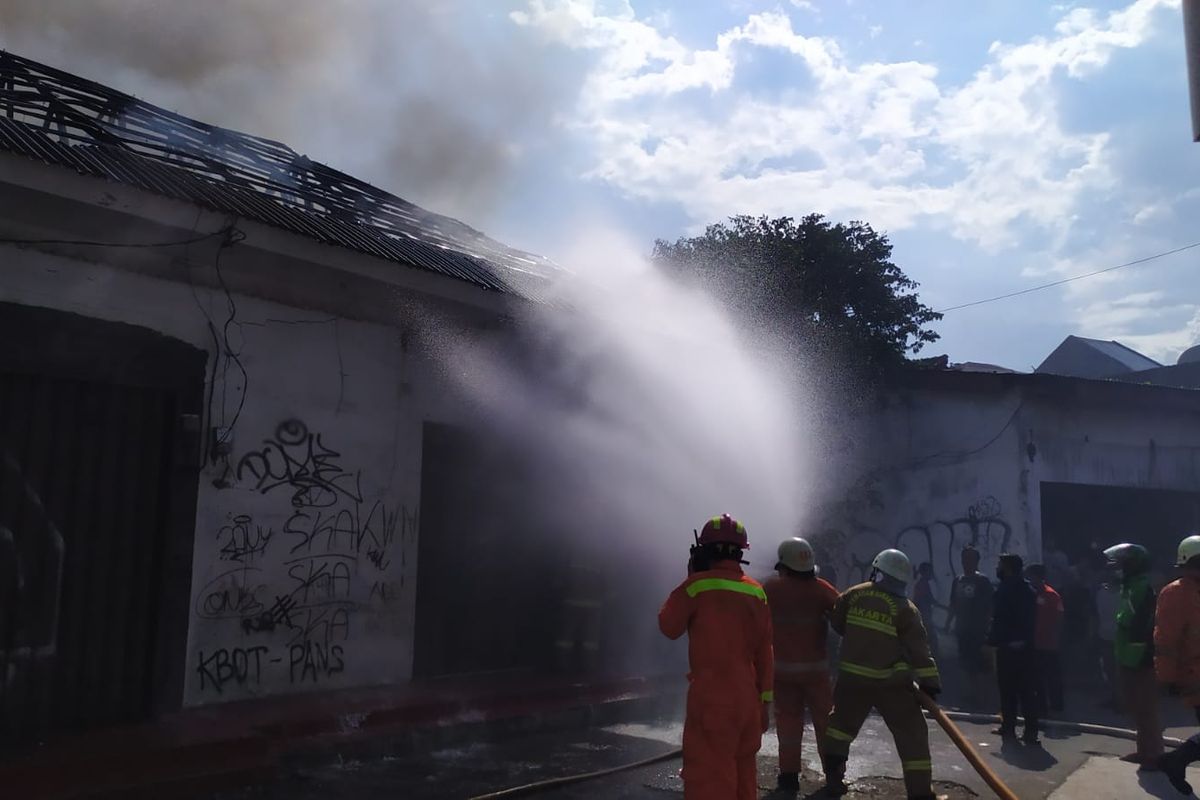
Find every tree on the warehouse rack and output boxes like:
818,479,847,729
652,214,941,367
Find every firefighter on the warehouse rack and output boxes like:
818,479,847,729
1104,542,1164,768
659,514,773,800
823,549,942,800
1156,535,1200,794
762,537,839,794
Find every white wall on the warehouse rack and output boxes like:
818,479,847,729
817,377,1200,623
0,244,471,706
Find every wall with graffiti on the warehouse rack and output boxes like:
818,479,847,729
181,305,435,705
811,384,1030,625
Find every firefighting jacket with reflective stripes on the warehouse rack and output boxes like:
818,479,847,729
658,562,775,702
763,573,839,673
830,581,940,689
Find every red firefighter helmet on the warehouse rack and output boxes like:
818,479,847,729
698,514,749,549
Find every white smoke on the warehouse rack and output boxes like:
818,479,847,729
421,228,821,672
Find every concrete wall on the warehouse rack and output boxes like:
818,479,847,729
0,242,476,706
817,374,1200,622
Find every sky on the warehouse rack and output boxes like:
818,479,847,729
2,0,1198,370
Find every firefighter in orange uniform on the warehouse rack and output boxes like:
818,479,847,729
823,549,942,800
763,537,839,794
1154,534,1200,794
659,514,774,800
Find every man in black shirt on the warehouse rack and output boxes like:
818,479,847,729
988,552,1040,745
946,546,994,708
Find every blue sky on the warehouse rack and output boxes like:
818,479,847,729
486,0,1200,370
2,0,1197,370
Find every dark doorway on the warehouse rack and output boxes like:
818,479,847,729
1040,481,1200,569
412,422,563,679
0,302,204,753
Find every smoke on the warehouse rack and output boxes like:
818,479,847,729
0,0,581,225
421,228,824,674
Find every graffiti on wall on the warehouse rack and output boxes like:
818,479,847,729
816,476,1014,588
195,419,418,696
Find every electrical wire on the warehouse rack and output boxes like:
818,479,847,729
212,227,249,446
938,240,1200,313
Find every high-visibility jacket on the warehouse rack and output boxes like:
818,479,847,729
1155,574,1200,704
658,563,774,702
830,581,940,689
1116,573,1156,670
762,573,838,674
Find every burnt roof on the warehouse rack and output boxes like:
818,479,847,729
0,51,560,300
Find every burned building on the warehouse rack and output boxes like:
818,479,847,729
0,52,575,750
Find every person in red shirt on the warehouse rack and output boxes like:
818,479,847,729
762,537,839,794
659,515,774,800
1026,564,1065,716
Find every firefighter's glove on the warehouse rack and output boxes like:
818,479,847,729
919,685,941,702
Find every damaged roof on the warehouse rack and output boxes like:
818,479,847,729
0,51,560,300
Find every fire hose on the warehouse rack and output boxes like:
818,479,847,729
467,694,1180,800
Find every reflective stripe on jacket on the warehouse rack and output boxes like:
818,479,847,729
658,562,775,702
1155,574,1200,703
830,581,940,689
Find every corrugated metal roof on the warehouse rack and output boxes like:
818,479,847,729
1078,337,1162,372
0,51,561,301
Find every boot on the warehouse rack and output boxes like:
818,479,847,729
776,771,800,792
1159,739,1200,795
822,754,848,797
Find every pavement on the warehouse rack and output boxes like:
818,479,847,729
202,711,1200,799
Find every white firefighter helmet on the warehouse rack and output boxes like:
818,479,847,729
1177,535,1200,567
872,549,913,584
777,537,816,573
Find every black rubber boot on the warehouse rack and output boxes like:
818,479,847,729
776,772,800,792
1160,739,1200,795
822,755,848,797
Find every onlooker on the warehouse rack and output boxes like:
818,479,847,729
1103,542,1163,769
988,553,1040,745
946,546,994,708
912,562,941,660
1026,564,1065,715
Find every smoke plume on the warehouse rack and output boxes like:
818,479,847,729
0,0,580,226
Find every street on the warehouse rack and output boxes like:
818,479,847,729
207,711,1200,799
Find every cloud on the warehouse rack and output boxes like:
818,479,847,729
513,0,1179,249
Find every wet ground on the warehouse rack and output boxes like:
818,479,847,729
204,709,1174,800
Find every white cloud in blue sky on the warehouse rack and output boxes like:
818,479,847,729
495,0,1198,369
2,0,1196,370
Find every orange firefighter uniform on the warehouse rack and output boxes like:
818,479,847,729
659,562,774,800
1155,571,1200,705
824,582,941,798
762,572,839,773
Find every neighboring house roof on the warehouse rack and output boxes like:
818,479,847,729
0,51,560,301
1112,361,1200,390
1034,335,1161,379
949,361,1021,374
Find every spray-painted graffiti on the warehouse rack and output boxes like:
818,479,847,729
196,419,415,697
237,419,363,508
818,485,1013,589
217,514,273,563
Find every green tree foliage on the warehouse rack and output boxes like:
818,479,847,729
652,214,941,366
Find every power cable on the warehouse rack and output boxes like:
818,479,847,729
938,240,1200,313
